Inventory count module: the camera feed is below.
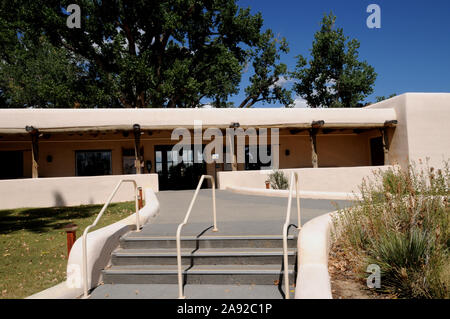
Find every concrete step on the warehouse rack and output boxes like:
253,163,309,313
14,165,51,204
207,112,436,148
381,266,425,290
120,234,297,249
111,248,296,266
102,264,295,285
90,284,293,299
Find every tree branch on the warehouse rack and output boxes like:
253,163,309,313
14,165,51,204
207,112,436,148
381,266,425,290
121,21,137,56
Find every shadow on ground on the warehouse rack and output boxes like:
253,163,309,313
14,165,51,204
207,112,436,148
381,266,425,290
0,205,103,234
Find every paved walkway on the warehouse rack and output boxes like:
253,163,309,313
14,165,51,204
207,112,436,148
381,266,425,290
137,189,352,237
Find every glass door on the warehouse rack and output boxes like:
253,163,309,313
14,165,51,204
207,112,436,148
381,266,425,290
155,145,206,190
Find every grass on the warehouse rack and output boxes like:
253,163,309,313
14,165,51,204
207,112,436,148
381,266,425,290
332,160,449,299
0,201,137,299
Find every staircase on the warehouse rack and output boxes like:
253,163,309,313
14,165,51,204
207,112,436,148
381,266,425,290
99,230,298,298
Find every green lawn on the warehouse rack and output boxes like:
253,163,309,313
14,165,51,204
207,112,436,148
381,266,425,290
0,201,137,299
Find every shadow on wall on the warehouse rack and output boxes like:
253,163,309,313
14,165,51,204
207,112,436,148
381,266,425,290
53,191,66,207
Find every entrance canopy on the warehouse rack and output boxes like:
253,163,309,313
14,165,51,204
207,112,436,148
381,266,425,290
0,107,397,134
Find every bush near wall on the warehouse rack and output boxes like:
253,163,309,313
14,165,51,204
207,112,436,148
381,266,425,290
333,160,449,298
267,170,289,190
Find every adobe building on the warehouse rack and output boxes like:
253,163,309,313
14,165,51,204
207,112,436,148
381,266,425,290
0,93,448,194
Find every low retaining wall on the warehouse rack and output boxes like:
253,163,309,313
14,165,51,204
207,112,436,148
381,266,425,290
217,166,394,193
27,187,160,299
295,211,336,299
224,186,360,201
0,174,158,210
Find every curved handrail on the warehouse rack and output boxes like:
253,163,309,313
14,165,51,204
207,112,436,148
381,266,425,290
82,179,140,298
176,175,217,299
282,172,301,299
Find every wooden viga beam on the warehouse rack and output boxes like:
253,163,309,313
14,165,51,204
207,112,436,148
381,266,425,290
26,126,39,178
133,124,143,174
309,121,324,168
384,120,398,127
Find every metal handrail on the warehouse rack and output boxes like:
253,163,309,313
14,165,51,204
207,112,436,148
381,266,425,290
176,175,217,299
282,172,301,299
82,179,140,298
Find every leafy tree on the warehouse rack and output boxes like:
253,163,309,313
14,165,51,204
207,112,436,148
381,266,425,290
3,0,292,108
0,35,120,108
291,13,377,108
376,93,397,102
239,30,292,108
0,3,120,108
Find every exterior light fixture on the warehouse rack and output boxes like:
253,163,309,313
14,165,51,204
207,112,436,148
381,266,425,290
230,122,240,128
146,160,152,173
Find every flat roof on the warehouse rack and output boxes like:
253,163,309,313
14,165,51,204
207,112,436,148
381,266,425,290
0,107,397,134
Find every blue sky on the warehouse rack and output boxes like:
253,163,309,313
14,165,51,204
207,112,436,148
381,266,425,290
229,0,450,107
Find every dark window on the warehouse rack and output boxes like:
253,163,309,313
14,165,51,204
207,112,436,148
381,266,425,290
0,151,23,179
245,145,272,170
122,148,136,174
370,137,384,166
75,150,112,176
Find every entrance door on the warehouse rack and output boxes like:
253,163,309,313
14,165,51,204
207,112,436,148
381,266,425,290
155,145,206,190
370,137,384,166
0,151,24,179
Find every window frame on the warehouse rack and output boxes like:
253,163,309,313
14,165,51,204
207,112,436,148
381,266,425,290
75,149,113,176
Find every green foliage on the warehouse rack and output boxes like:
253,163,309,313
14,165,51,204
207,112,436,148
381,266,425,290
1,0,292,108
239,30,293,107
291,13,377,108
366,229,447,298
267,170,289,190
333,160,450,298
0,36,120,108
376,94,397,103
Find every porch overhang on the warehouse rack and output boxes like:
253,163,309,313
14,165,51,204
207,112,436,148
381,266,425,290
0,108,397,134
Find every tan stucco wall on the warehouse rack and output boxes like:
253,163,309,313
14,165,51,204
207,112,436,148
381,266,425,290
366,93,450,169
317,134,370,167
277,133,371,168
217,166,394,194
0,174,158,210
366,94,410,167
403,94,450,168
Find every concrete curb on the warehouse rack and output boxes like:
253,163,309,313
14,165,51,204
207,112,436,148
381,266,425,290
225,186,360,201
26,188,160,299
294,211,337,299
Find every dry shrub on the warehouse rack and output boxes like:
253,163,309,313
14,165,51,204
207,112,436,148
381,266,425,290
332,160,449,298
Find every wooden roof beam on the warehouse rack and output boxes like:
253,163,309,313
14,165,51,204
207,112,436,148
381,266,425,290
311,120,325,128
384,120,398,127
